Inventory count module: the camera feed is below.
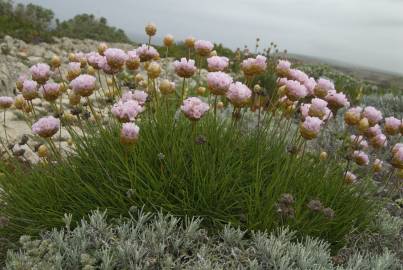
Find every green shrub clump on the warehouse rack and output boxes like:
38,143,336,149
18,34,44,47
5,210,400,270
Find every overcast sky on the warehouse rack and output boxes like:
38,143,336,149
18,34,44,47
17,0,403,73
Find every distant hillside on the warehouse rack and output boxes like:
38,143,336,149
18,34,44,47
284,53,403,91
0,0,131,43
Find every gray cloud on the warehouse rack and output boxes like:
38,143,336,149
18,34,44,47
15,0,403,73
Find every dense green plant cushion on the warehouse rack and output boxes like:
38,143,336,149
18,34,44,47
0,106,376,251
5,210,400,269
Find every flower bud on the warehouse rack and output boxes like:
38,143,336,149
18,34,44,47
196,86,206,95
14,95,24,109
185,36,195,48
107,78,113,86
163,34,174,47
319,151,328,161
358,117,369,133
98,42,108,56
372,159,383,173
37,145,48,158
135,74,144,84
344,171,357,184
51,55,61,68
68,53,77,62
147,62,161,79
216,101,224,110
69,92,81,106
145,23,157,36
87,66,96,76
159,79,175,95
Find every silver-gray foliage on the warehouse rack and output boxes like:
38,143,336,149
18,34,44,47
5,209,402,270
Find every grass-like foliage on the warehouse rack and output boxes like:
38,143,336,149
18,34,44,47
5,210,400,269
0,104,376,250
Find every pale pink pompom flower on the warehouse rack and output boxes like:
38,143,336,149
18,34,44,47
314,78,334,98
126,50,140,70
70,74,97,97
308,98,328,118
22,80,38,100
42,82,60,102
392,143,403,155
86,52,103,69
173,58,197,78
344,106,362,125
391,147,403,169
300,103,311,120
194,40,214,56
226,82,252,107
276,60,291,76
120,122,140,145
284,80,307,101
30,63,51,84
207,56,229,72
112,100,144,122
350,135,368,150
362,106,382,126
181,97,209,121
104,48,128,69
300,116,323,140
0,96,14,109
122,90,148,105
32,116,60,138
207,72,233,95
303,77,317,96
325,91,349,111
353,150,369,166
370,133,387,149
384,117,401,135
136,44,159,62
241,55,267,76
344,171,357,184
365,124,382,138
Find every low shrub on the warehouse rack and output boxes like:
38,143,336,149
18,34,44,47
4,210,401,270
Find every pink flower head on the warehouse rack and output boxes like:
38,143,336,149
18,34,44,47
104,48,128,69
277,77,288,87
126,50,140,70
30,63,51,84
74,52,87,64
353,150,369,166
16,74,28,91
96,56,120,75
392,143,403,155
86,52,103,69
241,55,267,76
194,40,214,56
384,117,401,135
303,77,317,96
181,97,209,120
344,106,362,125
42,82,60,102
300,103,311,120
173,58,197,78
112,100,144,122
370,133,387,149
325,91,349,111
122,90,148,105
0,96,14,109
32,116,60,138
22,80,38,100
308,98,328,119
226,82,252,107
136,44,159,62
300,116,323,140
70,74,96,97
344,171,357,184
67,62,81,80
276,60,291,76
207,72,233,95
362,106,382,126
350,135,368,150
289,69,309,84
365,124,382,138
391,147,403,169
314,78,334,98
120,122,140,145
207,56,229,72
285,80,307,101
